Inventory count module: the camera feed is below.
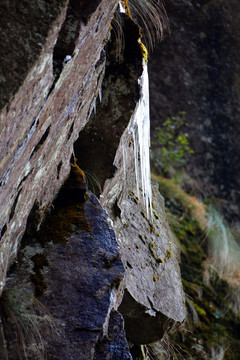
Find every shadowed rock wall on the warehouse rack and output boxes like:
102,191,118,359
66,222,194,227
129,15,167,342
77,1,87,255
149,0,240,225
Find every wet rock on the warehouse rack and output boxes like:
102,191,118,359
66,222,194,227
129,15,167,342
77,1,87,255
0,1,187,357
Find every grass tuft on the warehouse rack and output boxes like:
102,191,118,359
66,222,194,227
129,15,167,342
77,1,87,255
128,0,169,51
1,288,55,360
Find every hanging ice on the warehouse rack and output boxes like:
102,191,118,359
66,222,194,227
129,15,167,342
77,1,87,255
98,86,102,103
93,98,97,114
119,1,125,13
117,1,152,219
132,62,153,219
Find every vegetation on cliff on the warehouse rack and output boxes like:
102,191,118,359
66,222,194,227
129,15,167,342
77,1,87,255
150,174,240,359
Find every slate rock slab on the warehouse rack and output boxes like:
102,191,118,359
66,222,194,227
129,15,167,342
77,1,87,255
2,191,129,360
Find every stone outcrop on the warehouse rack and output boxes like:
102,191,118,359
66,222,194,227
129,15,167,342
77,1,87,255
1,187,130,360
0,0,186,358
101,112,186,345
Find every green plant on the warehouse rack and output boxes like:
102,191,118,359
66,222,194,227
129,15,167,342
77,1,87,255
153,112,194,175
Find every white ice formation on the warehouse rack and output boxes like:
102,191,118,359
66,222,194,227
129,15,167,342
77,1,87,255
119,1,125,13
132,63,153,219
122,62,153,220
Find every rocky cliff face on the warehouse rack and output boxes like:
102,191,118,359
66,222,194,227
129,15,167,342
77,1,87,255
149,0,240,227
0,1,185,358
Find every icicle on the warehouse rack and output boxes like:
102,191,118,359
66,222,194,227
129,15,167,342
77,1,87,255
132,123,140,199
99,86,102,103
119,1,125,13
132,62,153,219
93,98,97,114
122,139,127,181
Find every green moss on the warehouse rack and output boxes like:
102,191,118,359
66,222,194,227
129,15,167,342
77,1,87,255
141,210,147,220
84,192,90,201
70,158,85,184
38,203,91,245
193,303,207,317
149,222,156,233
149,243,163,264
139,234,145,244
166,249,171,259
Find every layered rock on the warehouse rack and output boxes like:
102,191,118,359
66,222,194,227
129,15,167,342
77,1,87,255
0,1,186,358
0,0,118,290
101,107,186,345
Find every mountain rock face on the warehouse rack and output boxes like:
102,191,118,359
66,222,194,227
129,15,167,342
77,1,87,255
0,0,117,289
0,0,185,358
149,0,240,227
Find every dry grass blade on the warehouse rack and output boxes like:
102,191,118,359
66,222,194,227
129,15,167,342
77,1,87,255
111,12,125,62
128,0,169,50
83,169,102,194
0,288,55,360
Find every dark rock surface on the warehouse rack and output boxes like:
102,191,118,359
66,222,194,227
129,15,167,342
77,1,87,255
149,0,240,225
94,310,132,360
74,12,143,191
2,191,129,359
0,0,68,111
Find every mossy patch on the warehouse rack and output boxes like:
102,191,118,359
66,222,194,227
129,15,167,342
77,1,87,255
29,253,49,297
70,158,85,184
38,203,91,245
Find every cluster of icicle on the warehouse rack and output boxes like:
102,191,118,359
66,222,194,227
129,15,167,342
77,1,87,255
131,62,153,220
119,2,153,219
